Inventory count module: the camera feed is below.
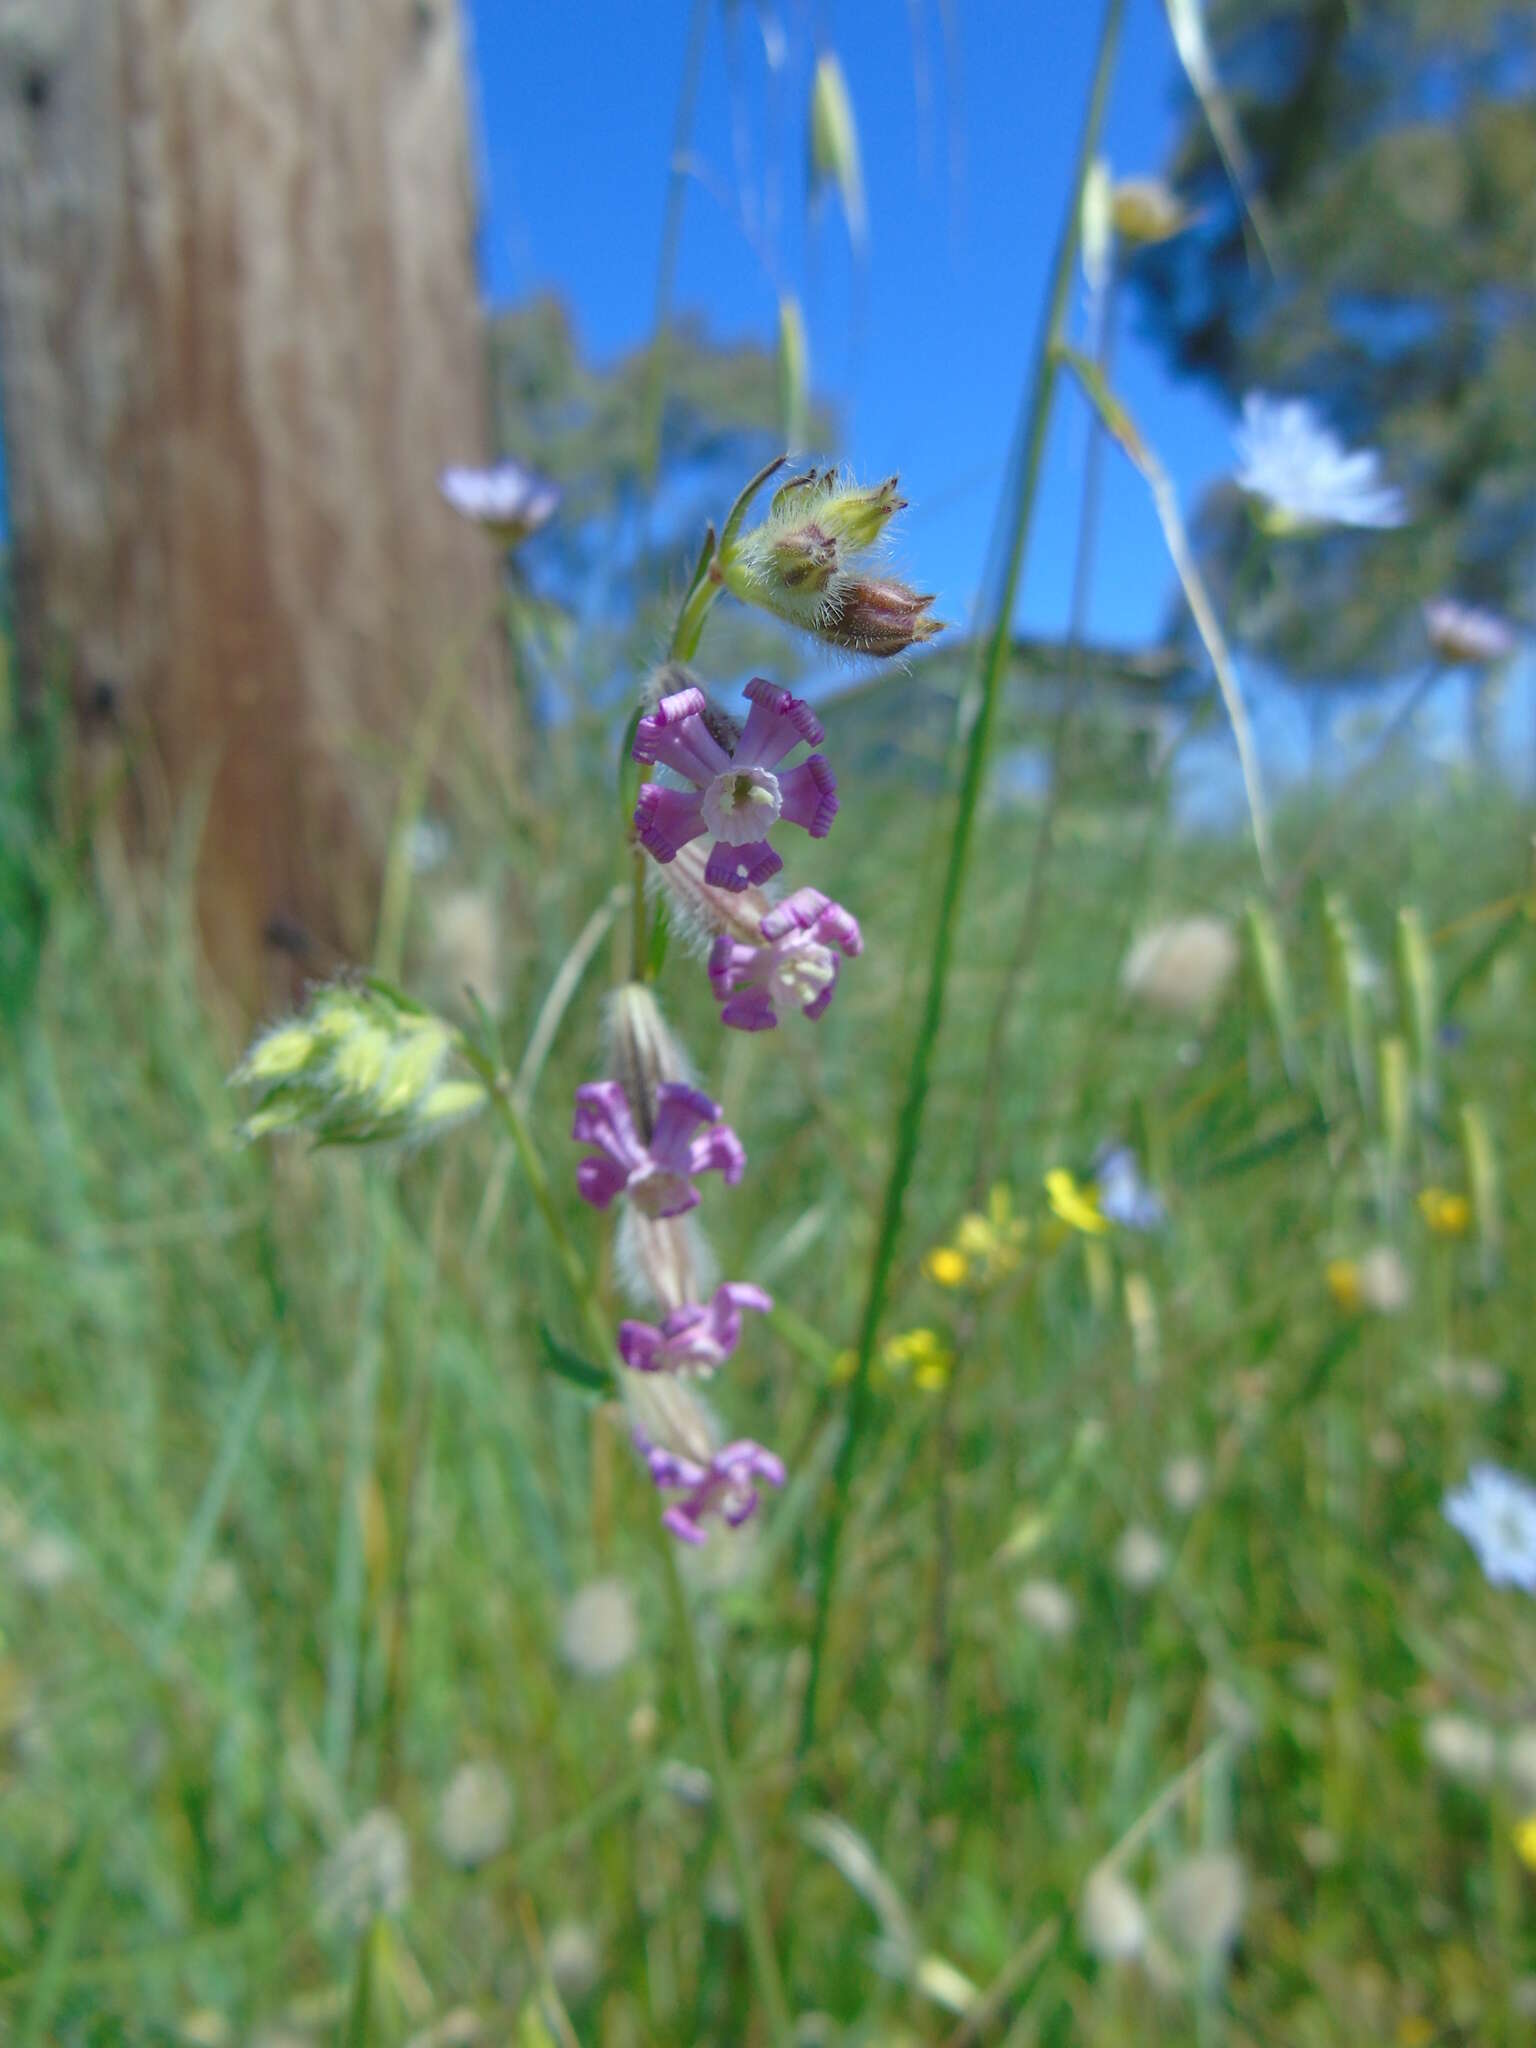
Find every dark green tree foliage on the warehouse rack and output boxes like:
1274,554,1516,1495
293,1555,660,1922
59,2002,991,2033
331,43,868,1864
1133,0,1535,681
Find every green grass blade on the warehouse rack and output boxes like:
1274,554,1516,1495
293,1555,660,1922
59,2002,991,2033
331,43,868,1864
796,0,1129,1757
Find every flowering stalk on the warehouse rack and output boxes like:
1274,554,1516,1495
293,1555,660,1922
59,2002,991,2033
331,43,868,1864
456,1035,793,2039
797,0,1129,1756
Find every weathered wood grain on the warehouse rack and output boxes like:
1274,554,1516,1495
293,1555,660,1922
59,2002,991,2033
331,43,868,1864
0,0,506,1011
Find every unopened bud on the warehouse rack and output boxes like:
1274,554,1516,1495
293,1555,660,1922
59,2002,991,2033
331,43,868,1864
1111,176,1191,247
605,983,691,1143
821,575,942,658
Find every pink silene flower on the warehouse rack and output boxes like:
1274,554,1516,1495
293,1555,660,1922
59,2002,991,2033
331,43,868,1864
618,1282,772,1376
707,887,862,1030
642,1437,786,1545
633,678,837,893
1424,599,1516,668
573,1079,744,1219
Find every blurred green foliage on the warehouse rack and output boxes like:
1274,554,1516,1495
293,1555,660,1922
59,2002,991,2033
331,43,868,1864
2,628,1534,2037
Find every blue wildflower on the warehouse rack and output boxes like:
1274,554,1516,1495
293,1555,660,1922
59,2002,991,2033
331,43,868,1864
1444,1464,1536,1593
1093,1144,1166,1233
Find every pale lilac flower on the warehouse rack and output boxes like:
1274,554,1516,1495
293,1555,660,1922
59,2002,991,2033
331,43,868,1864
633,678,837,893
618,1282,772,1376
573,1080,744,1219
1444,1463,1536,1592
1093,1143,1166,1233
641,1437,786,1545
438,460,559,542
1234,394,1407,532
1424,599,1516,668
707,888,862,1030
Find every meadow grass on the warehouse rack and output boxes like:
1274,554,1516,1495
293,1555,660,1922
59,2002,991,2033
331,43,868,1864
1,728,1533,2043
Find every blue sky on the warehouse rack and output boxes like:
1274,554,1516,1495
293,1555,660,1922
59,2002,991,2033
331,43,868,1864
465,0,1236,656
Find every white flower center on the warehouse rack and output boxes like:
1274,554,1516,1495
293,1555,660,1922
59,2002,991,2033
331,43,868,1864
768,934,836,1008
702,766,782,845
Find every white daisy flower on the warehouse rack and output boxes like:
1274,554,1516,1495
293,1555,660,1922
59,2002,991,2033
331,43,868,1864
1234,394,1407,532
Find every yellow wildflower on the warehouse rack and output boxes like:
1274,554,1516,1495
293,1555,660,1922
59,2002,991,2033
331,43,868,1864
1326,1258,1363,1313
925,1184,1028,1290
1045,1169,1107,1236
1418,1187,1471,1238
1515,1813,1536,1872
882,1328,953,1392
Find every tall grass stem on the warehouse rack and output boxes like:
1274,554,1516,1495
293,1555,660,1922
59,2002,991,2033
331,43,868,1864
796,0,1128,1757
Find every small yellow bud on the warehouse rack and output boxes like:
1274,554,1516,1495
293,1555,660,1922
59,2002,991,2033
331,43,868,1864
414,1079,485,1130
373,1018,452,1117
1110,176,1191,247
1417,1187,1470,1238
924,1246,968,1288
1514,1813,1536,1872
239,1019,318,1083
1325,1258,1363,1314
330,1021,392,1099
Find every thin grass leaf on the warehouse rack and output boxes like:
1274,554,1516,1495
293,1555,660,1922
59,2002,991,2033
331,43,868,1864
798,0,1129,1756
1057,346,1273,886
537,1323,609,1396
149,1342,278,1669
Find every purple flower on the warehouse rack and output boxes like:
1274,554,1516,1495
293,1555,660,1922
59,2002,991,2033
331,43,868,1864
641,1436,787,1545
438,460,560,543
633,678,837,893
706,887,862,1031
573,1079,744,1219
618,1282,773,1376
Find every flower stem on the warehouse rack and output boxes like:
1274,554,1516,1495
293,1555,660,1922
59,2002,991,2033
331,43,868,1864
464,1052,793,2038
796,0,1128,1758
659,1542,795,2044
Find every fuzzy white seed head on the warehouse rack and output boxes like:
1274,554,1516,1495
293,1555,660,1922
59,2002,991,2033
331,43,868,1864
546,1921,603,2005
317,1809,410,1935
1114,1525,1170,1592
1121,917,1239,1016
1016,1578,1077,1641
560,1577,641,1679
1080,1865,1149,1963
435,1760,514,1868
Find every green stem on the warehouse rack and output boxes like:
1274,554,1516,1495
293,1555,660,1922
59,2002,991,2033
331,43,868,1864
640,0,712,484
796,0,1128,1759
670,564,723,663
660,1544,795,2044
970,266,1119,1201
464,1052,793,2038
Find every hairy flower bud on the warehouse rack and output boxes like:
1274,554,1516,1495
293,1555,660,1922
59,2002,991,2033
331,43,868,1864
721,468,938,657
234,982,480,1147
604,982,691,1142
819,575,942,658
